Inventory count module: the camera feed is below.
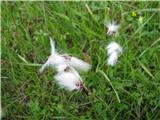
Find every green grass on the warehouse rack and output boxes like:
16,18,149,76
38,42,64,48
1,1,160,120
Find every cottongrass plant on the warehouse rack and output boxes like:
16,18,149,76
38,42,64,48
39,37,90,93
39,38,91,74
105,21,119,36
54,64,88,93
106,42,123,66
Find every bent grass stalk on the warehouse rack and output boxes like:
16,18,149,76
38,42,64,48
96,70,121,103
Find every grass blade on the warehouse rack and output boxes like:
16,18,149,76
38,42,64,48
97,70,121,103
138,60,154,78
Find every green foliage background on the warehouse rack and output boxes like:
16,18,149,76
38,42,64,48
1,1,160,119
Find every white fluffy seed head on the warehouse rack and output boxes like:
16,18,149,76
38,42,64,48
50,54,91,72
39,37,90,93
106,42,123,66
40,53,91,73
54,71,83,91
40,37,91,73
105,21,119,36
106,42,122,55
47,54,91,72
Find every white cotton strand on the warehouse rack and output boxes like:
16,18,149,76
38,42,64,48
50,37,57,55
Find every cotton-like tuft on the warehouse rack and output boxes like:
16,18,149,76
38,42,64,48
54,66,88,92
106,42,122,66
54,69,83,91
39,37,89,93
105,21,119,36
106,42,122,55
39,38,91,73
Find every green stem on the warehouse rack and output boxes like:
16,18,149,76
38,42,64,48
97,70,121,103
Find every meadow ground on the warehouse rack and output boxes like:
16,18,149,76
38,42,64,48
1,1,160,120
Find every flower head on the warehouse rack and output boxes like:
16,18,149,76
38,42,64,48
54,65,88,93
106,42,122,55
106,42,122,66
38,37,89,94
39,38,91,74
54,71,82,91
105,21,119,36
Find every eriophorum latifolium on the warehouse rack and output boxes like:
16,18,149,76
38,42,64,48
106,41,123,66
39,37,90,93
1,1,160,120
105,21,119,36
